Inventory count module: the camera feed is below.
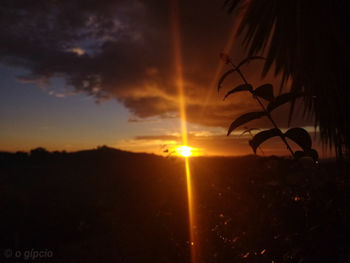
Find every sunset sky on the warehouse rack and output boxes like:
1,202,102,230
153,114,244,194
0,0,327,157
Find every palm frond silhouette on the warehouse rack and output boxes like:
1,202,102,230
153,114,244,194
224,0,350,158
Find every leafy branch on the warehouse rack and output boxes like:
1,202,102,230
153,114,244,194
218,53,318,162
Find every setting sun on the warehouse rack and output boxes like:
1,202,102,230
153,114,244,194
176,145,193,157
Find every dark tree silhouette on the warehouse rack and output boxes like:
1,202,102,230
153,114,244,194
224,0,350,158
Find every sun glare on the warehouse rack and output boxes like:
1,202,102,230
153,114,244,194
176,145,193,157
171,0,198,262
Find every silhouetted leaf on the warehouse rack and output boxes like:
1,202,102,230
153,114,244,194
227,111,266,136
253,84,274,101
309,149,319,162
267,92,304,112
284,127,312,151
218,56,265,92
249,128,281,153
223,84,253,100
218,69,235,92
294,149,319,162
225,0,350,157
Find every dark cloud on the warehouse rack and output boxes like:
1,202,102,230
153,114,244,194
0,0,312,130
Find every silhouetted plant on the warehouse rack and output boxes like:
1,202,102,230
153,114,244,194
219,54,318,162
240,127,264,155
223,0,350,158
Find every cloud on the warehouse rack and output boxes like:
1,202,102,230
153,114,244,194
67,47,86,56
0,0,312,130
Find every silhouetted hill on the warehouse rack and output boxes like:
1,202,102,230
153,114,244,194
0,147,349,262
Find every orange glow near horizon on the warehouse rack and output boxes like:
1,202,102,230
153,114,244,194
172,145,202,157
177,145,199,157
170,1,198,262
176,145,193,157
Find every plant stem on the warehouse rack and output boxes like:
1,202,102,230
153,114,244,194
228,60,295,158
255,96,295,157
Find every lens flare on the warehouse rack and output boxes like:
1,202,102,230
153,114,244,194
170,1,198,262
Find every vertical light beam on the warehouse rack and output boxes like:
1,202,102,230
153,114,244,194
170,1,197,263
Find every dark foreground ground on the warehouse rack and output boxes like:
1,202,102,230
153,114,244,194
0,147,349,262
